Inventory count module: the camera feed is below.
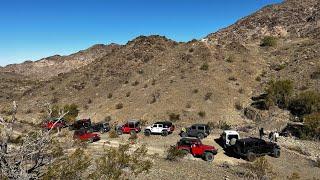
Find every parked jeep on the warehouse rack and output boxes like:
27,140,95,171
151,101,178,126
42,118,67,130
116,120,141,135
219,130,240,148
90,122,110,134
69,118,91,131
231,137,280,161
179,124,211,139
73,129,100,143
176,137,217,162
144,121,175,136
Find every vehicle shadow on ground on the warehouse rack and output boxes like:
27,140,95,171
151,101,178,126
214,138,242,160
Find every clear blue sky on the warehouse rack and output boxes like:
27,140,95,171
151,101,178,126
0,0,282,66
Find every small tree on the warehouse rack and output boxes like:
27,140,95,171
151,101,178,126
166,145,187,161
289,91,320,117
303,113,320,139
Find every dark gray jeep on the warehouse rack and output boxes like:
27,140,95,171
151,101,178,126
179,124,211,139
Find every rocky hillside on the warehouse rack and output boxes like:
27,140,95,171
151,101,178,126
1,0,319,130
0,43,120,80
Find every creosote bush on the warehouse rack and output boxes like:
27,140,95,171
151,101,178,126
260,36,277,47
115,103,123,109
265,79,293,108
166,145,188,161
51,104,79,123
198,111,206,118
200,62,209,71
303,113,320,139
246,157,275,180
169,113,180,122
289,91,320,117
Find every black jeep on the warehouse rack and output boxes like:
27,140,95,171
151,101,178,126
69,119,92,131
231,137,280,161
90,122,110,133
179,124,211,139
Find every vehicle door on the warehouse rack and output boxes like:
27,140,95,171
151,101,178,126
157,124,163,133
123,123,130,133
189,125,197,136
191,141,203,156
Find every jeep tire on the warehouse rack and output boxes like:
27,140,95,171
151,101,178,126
272,148,280,158
204,152,214,162
117,130,123,135
130,130,136,135
247,152,257,162
144,130,151,136
161,131,169,136
197,133,205,139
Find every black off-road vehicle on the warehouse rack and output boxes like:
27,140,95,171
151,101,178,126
90,122,110,133
231,137,280,161
179,124,211,139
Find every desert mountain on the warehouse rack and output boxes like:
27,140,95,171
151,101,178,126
0,43,120,80
1,0,319,129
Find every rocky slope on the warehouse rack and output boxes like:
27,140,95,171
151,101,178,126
0,43,120,80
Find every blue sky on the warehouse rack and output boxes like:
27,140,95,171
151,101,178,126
0,0,282,66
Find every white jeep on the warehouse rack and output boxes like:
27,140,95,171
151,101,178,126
220,130,240,148
144,121,175,136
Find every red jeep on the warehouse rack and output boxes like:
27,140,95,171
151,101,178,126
116,120,141,135
43,118,67,130
176,137,217,162
73,129,100,143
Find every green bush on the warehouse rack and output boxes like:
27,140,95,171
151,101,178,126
265,79,293,108
51,104,79,123
260,36,277,47
289,91,320,116
169,113,180,122
303,113,320,139
198,111,206,118
218,120,231,130
166,145,188,161
200,62,209,71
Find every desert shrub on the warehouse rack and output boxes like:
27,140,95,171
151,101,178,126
193,89,199,94
287,172,301,180
126,92,131,97
204,92,213,100
226,56,234,63
186,103,191,108
228,76,237,81
51,104,79,123
129,133,138,140
255,76,262,82
104,116,112,122
289,91,320,117
51,96,59,104
310,68,320,79
200,62,209,71
89,144,152,179
238,88,245,94
235,101,243,110
247,157,275,179
107,93,113,99
303,113,320,139
260,36,277,47
198,111,206,118
43,148,91,180
207,121,216,129
8,135,23,144
166,145,188,161
265,79,293,108
25,109,32,114
169,113,180,122
115,103,123,109
132,81,139,86
109,129,119,138
87,98,92,104
151,79,156,86
217,120,231,130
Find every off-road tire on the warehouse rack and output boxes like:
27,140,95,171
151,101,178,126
197,133,205,139
161,131,169,136
144,130,151,136
117,130,123,135
247,152,257,162
180,132,187,138
204,152,214,162
130,130,136,135
272,148,280,158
